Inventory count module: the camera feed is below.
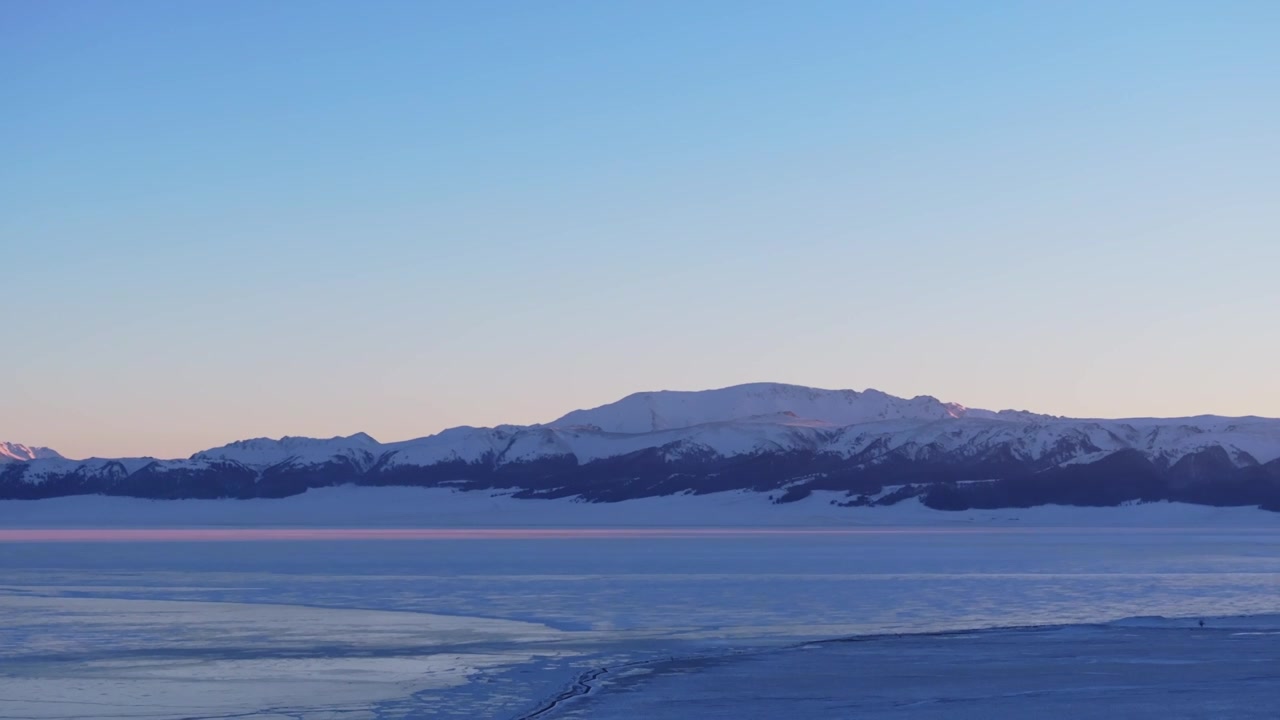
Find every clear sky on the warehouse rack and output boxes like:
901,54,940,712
3,0,1278,459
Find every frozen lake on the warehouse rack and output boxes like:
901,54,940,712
3,523,1280,718
554,620,1280,719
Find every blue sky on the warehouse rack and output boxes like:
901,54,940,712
3,0,1278,458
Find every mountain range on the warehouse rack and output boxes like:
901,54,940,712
5,383,1280,510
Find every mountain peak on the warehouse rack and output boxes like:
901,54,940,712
0,442,64,463
548,382,990,434
190,432,383,466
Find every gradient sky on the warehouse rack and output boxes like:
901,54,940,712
3,0,1278,460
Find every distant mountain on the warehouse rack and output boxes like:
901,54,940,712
551,383,987,432
0,442,62,463
4,383,1280,510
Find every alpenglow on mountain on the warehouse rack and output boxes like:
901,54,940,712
5,383,1280,510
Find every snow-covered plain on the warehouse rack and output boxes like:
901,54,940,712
3,485,1280,529
3,507,1280,719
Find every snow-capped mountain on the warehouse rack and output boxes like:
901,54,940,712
4,383,1280,510
193,432,384,472
550,383,983,432
0,442,62,463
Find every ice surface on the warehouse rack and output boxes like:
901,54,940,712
547,622,1280,719
3,525,1280,718
0,594,564,719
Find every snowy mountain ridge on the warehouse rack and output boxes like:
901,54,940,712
549,383,976,432
0,442,63,464
5,383,1280,510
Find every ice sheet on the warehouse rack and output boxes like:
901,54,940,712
3,528,1280,718
544,621,1280,719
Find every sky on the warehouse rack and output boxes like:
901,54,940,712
3,0,1278,459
